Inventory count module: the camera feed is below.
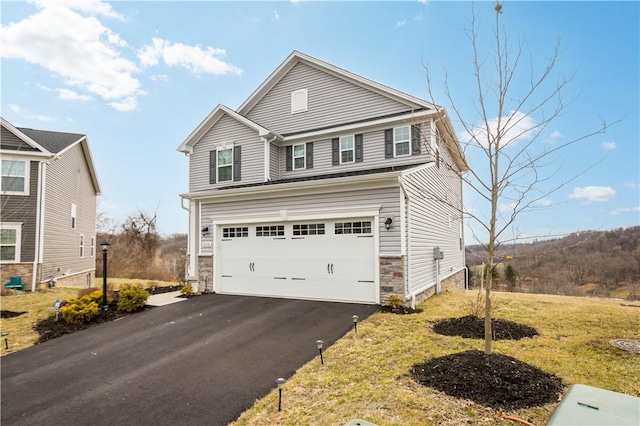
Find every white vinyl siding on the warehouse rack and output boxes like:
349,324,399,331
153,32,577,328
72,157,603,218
269,143,280,180
189,115,264,192
0,223,22,262
1,158,29,195
245,62,412,135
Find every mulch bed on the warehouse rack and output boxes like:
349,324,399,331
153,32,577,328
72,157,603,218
433,315,539,340
379,305,423,315
411,350,564,410
146,285,182,295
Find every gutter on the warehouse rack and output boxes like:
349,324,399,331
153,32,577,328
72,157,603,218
397,175,416,309
32,161,45,291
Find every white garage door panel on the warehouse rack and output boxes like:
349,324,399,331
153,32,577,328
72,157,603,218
216,219,377,303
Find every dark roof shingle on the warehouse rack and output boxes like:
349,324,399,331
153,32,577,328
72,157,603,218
17,127,85,154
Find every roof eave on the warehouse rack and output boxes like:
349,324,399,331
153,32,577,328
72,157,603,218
0,117,52,155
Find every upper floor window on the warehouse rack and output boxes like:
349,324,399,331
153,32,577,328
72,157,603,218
217,148,233,182
71,203,77,229
1,159,29,195
394,126,410,157
293,144,305,169
340,136,354,164
0,223,21,262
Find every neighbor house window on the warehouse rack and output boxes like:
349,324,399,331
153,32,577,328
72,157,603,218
293,144,305,169
334,221,372,235
0,224,21,262
90,236,95,257
71,203,77,229
1,159,29,195
340,136,354,164
217,148,233,182
394,126,410,157
79,235,84,258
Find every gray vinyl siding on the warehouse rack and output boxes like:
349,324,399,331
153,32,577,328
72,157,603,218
41,143,97,281
1,127,39,151
0,161,39,262
199,186,402,255
189,115,264,192
245,62,414,135
403,144,464,293
278,120,433,178
269,142,280,180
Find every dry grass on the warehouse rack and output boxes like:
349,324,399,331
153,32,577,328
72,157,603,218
0,279,176,355
232,291,640,426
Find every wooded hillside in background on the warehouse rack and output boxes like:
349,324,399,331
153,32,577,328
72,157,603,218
466,226,640,300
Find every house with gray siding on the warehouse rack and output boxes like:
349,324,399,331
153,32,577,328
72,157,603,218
178,51,468,306
1,118,101,291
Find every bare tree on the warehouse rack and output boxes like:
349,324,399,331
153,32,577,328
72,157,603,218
425,2,615,353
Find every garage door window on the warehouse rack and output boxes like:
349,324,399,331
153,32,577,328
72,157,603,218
335,221,372,235
293,223,325,236
223,227,248,238
256,225,284,237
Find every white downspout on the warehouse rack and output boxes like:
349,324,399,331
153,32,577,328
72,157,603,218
397,175,416,309
32,161,45,292
263,134,278,181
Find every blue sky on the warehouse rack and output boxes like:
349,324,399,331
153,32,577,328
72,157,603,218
2,1,638,244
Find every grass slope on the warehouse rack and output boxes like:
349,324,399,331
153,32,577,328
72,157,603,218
232,291,640,426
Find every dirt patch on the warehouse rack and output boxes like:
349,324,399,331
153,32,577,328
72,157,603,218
433,315,539,340
411,350,564,410
1,310,27,319
379,305,423,315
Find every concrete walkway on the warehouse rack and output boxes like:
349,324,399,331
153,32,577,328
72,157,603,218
146,290,186,306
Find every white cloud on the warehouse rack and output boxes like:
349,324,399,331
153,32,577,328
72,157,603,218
624,181,639,190
610,206,640,216
396,20,406,28
601,141,616,150
137,38,243,76
569,186,616,202
273,9,280,22
498,202,517,213
8,103,56,122
108,96,137,112
549,130,562,139
534,198,553,207
468,110,536,148
1,0,142,111
150,74,169,82
56,88,92,101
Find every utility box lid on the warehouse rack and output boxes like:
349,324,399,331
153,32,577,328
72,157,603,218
547,384,640,425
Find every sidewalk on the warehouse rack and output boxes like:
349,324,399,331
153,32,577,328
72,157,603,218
146,290,185,307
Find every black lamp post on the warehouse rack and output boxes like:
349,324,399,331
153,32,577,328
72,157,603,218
315,339,324,365
275,377,286,411
100,241,110,308
352,314,359,334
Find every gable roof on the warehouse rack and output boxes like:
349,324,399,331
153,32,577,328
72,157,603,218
1,117,51,155
177,104,281,154
237,51,438,116
18,127,85,154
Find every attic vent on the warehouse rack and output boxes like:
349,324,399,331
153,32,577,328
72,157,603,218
291,89,308,114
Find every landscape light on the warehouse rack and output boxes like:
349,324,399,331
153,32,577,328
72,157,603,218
352,315,359,334
276,377,286,411
315,339,325,365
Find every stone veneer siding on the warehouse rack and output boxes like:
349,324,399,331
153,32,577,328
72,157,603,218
1,263,40,290
41,270,95,290
197,255,213,293
379,256,405,304
412,269,466,305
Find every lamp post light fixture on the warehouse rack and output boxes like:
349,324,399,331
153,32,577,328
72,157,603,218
352,314,359,334
275,377,286,411
315,339,324,365
100,241,110,308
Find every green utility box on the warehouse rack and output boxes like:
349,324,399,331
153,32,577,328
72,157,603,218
547,384,640,425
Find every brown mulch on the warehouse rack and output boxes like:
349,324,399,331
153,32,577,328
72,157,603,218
411,350,564,410
432,315,539,340
379,305,423,315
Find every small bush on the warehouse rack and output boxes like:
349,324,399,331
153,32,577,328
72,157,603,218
60,296,100,324
464,289,500,318
117,285,149,312
77,287,100,298
180,283,193,298
386,294,404,309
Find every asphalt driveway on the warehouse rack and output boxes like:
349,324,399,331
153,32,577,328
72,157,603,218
1,294,378,425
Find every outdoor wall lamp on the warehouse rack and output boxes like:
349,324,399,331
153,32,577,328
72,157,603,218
100,241,110,308
275,377,287,411
352,315,359,334
201,226,210,237
315,339,325,365
385,217,393,230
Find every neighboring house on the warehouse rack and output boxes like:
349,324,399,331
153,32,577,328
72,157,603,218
178,51,468,306
1,118,101,291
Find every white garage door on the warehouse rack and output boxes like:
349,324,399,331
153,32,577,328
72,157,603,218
216,219,377,303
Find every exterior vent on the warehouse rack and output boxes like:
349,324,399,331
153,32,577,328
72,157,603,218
291,89,308,114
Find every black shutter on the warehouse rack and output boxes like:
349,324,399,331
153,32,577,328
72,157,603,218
286,145,292,171
355,134,363,162
332,138,339,165
384,129,393,158
233,146,241,181
411,124,421,155
209,150,216,184
306,142,313,169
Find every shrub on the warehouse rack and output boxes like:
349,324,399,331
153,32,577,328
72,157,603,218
180,283,193,298
77,287,100,298
117,285,149,312
463,289,500,318
60,296,100,324
386,294,404,309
